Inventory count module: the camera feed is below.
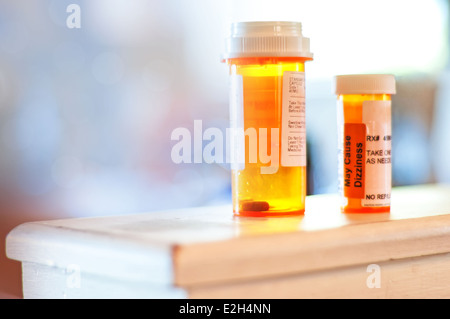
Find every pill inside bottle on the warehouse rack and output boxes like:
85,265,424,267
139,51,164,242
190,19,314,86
223,22,313,217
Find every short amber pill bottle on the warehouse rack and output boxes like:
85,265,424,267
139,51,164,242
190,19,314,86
334,74,396,213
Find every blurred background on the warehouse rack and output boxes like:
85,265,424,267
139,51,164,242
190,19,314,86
1,0,450,298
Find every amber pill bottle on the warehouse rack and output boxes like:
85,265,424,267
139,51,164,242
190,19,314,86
334,74,396,213
223,22,313,216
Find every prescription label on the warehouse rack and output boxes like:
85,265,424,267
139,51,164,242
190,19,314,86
343,123,366,199
361,100,392,207
281,71,306,167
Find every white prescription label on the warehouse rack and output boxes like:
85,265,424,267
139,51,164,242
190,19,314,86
361,100,392,207
281,71,306,167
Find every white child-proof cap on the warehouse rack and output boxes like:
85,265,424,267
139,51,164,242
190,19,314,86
334,74,396,95
223,21,313,59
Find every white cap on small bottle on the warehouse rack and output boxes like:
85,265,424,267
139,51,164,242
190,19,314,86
223,21,313,59
334,74,396,95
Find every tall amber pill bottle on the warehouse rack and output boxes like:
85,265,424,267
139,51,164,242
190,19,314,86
334,74,396,213
223,22,313,216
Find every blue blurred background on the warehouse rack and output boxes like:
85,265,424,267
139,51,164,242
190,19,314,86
1,0,450,297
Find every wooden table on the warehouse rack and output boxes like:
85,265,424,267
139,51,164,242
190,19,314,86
6,184,450,299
